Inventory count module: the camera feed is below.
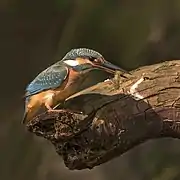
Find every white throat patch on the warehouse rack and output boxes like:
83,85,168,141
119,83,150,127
64,60,79,66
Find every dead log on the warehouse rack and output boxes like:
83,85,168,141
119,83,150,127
26,60,180,170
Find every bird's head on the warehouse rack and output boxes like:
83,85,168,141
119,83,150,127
61,48,128,75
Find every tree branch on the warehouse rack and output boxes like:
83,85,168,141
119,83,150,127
26,60,180,170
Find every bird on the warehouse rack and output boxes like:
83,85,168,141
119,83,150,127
22,48,129,124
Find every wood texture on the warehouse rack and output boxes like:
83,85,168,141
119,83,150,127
26,60,180,170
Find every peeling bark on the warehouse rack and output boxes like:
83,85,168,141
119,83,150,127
26,60,180,170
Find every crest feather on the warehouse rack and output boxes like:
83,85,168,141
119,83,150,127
62,48,103,60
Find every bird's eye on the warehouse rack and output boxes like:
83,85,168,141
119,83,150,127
94,59,99,62
89,57,103,63
93,58,102,64
89,57,99,63
89,57,95,61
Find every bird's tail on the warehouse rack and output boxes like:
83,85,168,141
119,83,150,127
21,103,34,124
21,102,42,124
21,97,29,124
21,108,38,124
21,110,28,124
22,96,36,124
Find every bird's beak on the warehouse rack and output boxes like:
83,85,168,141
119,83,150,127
94,60,129,75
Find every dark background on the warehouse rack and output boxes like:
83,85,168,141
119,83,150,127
1,0,180,180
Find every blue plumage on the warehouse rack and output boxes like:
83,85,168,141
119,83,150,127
25,64,68,97
25,48,103,98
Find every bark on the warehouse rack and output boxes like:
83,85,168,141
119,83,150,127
26,60,180,170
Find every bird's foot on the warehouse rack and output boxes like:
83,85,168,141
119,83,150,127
45,103,83,114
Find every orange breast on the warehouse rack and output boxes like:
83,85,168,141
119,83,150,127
53,68,82,103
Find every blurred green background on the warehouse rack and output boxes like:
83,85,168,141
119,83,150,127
1,0,180,179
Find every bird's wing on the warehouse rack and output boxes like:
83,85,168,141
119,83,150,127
25,64,69,97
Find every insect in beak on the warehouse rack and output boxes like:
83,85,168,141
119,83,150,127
93,59,130,77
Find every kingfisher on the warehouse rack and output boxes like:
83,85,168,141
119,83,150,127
22,48,129,124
